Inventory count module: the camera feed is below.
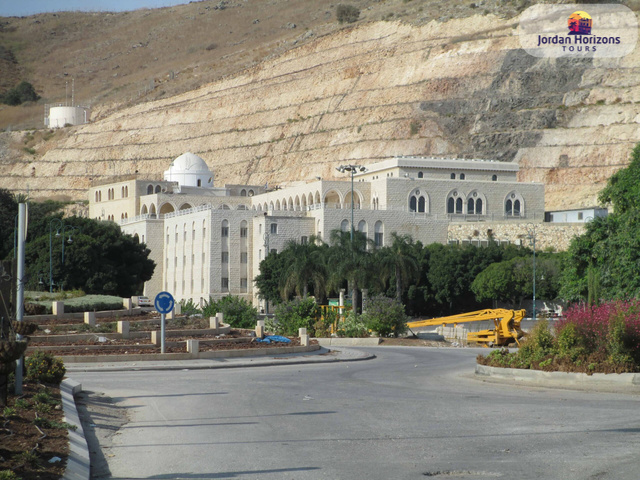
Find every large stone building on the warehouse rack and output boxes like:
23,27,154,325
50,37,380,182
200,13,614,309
88,152,544,308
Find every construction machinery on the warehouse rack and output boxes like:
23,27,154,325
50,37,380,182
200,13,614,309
406,308,526,347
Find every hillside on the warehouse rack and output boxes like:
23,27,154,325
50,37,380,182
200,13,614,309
0,1,639,211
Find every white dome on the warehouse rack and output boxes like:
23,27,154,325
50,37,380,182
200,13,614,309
164,152,214,188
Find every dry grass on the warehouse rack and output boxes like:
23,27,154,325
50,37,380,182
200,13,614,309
0,0,536,130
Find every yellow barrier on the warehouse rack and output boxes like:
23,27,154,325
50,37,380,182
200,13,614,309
319,304,353,334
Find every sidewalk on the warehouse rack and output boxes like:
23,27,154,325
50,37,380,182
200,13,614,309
61,347,375,480
64,346,374,373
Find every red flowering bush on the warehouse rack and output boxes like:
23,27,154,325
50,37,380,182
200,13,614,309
479,300,640,373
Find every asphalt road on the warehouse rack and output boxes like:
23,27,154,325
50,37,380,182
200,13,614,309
71,347,640,480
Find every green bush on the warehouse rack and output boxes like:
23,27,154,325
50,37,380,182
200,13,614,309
179,298,201,316
201,296,258,329
360,295,408,337
556,323,586,362
336,311,369,338
273,297,320,336
25,351,66,384
0,469,20,480
336,4,360,23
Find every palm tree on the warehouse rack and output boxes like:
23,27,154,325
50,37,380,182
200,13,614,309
326,229,374,312
280,236,328,301
377,233,419,302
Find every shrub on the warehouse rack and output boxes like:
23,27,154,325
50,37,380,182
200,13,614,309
336,4,360,23
0,470,20,480
201,296,258,329
273,297,320,336
179,298,201,316
360,295,408,337
336,311,369,338
25,351,66,384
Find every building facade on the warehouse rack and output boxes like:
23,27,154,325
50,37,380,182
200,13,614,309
88,153,545,308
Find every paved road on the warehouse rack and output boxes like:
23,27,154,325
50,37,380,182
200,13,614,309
72,347,640,480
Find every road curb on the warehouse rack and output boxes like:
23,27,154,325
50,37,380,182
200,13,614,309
61,379,89,480
475,364,640,392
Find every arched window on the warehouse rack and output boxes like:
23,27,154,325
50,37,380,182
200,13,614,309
147,185,154,195
221,220,229,237
240,189,247,196
358,220,367,234
418,171,424,178
341,219,349,232
467,198,475,215
447,197,455,214
505,193,524,217
460,173,466,180
418,196,426,213
409,196,417,212
374,221,384,248
155,185,162,193
450,173,456,179
476,198,483,214
492,175,498,181
456,198,463,214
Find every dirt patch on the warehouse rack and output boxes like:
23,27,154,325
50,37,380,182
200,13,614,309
0,382,69,480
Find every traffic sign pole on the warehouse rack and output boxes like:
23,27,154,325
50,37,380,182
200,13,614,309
154,291,175,355
161,313,166,354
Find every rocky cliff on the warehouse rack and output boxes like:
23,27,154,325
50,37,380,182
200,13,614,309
2,15,639,210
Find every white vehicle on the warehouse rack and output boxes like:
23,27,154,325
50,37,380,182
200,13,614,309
137,296,152,307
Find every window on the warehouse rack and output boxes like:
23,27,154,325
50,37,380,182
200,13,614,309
221,278,229,291
221,252,229,263
492,175,498,181
259,224,262,234
374,221,384,248
241,252,248,263
447,197,455,214
409,196,417,212
221,222,229,237
259,249,262,260
468,198,475,215
450,173,456,179
240,227,248,238
270,248,278,255
460,173,465,180
197,179,202,187
301,236,308,244
240,278,248,291
418,171,424,178
270,223,278,234
147,185,154,195
456,198,463,214
418,196,426,213
578,212,584,220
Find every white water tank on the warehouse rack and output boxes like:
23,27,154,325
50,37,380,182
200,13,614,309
48,106,90,128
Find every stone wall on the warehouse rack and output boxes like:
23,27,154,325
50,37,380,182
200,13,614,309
448,222,586,251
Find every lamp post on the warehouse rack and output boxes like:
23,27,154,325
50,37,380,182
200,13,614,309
336,164,367,242
49,220,78,293
525,223,538,321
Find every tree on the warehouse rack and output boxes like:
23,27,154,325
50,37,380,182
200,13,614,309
561,143,640,302
24,217,155,296
1,81,40,106
336,4,360,24
376,233,419,302
280,237,328,301
255,249,291,305
327,229,374,312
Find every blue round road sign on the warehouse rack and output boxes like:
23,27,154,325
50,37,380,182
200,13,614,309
155,291,174,314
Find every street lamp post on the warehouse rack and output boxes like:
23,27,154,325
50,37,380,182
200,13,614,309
525,223,538,321
49,220,79,293
336,164,367,241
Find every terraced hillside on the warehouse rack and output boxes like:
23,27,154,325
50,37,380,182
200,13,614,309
2,14,640,210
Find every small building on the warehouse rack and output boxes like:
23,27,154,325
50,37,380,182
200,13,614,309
545,207,607,223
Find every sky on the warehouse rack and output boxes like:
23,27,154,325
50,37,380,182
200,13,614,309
0,0,196,17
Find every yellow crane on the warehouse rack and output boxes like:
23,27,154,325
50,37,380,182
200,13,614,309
406,308,527,347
